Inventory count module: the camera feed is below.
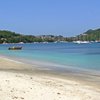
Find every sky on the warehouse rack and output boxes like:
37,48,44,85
0,0,100,36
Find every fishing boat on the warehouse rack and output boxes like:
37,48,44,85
8,46,22,50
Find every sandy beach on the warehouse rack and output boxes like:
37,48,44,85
0,57,100,100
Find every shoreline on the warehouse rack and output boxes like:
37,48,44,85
0,56,100,99
0,55,100,88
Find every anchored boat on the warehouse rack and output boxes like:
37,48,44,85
8,46,22,50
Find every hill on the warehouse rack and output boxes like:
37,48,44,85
0,30,64,43
72,28,100,41
0,28,100,43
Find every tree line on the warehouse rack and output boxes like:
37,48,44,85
0,28,100,43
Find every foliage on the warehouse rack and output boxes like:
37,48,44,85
0,30,63,43
0,28,100,43
68,28,100,41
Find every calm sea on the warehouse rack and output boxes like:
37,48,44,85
0,42,100,72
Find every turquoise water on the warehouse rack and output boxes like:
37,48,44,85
0,43,100,71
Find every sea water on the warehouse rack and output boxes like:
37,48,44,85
0,42,100,72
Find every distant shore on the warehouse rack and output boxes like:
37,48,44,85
0,56,100,100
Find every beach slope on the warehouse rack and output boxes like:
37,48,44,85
0,57,100,100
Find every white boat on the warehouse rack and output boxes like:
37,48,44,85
73,41,90,44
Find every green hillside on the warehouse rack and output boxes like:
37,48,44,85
0,30,35,43
0,28,100,43
74,28,100,41
0,30,63,43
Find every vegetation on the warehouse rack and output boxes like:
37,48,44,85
70,29,100,42
0,30,64,43
0,28,100,43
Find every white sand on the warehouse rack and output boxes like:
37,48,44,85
0,57,100,100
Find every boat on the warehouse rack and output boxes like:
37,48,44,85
8,46,22,50
95,40,100,43
73,41,90,44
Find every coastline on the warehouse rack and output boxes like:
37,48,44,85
0,55,100,88
0,56,100,100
